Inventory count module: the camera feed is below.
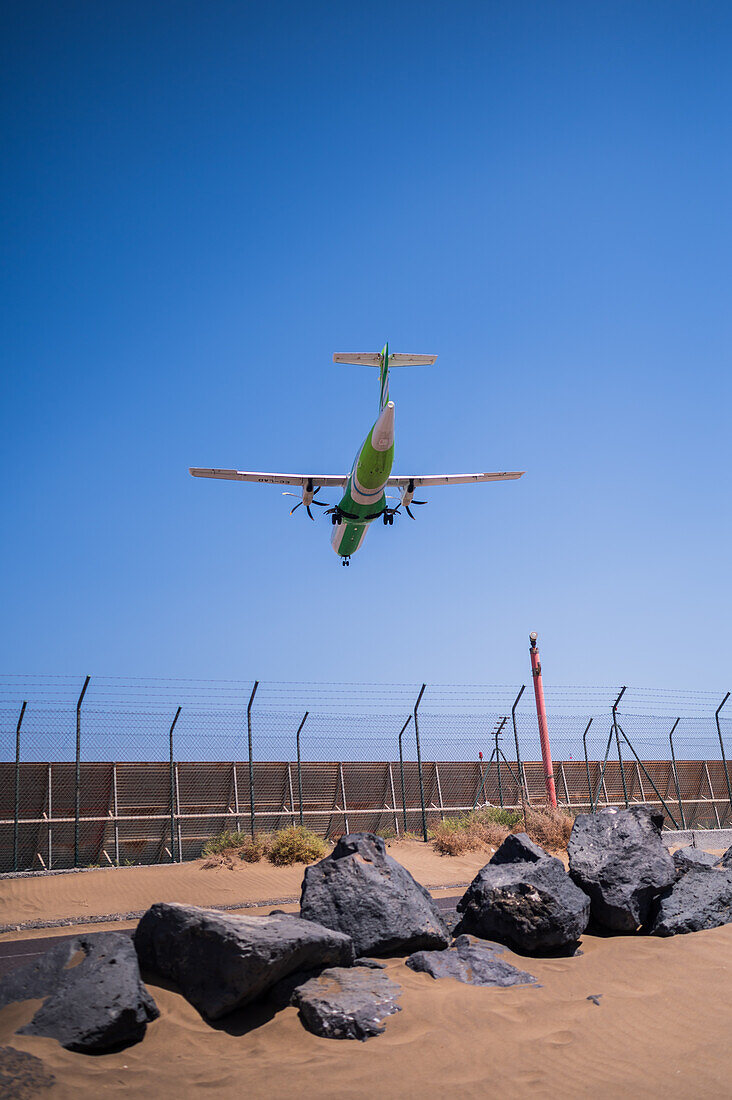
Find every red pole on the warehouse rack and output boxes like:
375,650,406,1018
529,632,557,807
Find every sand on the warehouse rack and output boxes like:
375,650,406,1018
0,841,494,933
1,839,720,934
0,924,730,1099
1,842,730,1097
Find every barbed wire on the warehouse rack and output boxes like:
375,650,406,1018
0,674,729,720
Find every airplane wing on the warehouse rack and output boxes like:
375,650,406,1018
387,471,524,487
189,468,347,487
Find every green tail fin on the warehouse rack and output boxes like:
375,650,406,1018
379,342,389,410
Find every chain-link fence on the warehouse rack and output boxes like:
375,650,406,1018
1,676,730,870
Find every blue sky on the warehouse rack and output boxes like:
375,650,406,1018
2,1,731,693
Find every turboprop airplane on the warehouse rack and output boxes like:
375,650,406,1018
190,344,524,565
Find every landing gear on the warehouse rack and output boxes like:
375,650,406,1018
342,557,350,567
330,511,343,526
382,511,395,526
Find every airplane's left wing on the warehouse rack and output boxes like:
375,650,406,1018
189,469,347,487
387,471,524,487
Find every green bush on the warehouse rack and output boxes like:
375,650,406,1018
473,805,523,829
267,826,327,866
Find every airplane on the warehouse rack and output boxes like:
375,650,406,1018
190,344,524,566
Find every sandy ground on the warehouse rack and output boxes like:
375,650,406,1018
1,842,731,1097
0,841,493,934
0,840,723,937
0,924,730,1099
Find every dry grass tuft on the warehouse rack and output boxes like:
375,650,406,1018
201,825,327,867
267,825,328,866
430,804,575,857
430,807,521,856
201,830,270,866
522,805,574,850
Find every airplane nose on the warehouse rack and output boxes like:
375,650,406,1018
373,401,395,451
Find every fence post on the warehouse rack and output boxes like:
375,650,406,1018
112,762,119,865
615,720,679,828
510,686,526,809
295,711,308,827
74,676,90,868
668,718,686,829
581,718,594,812
714,692,732,819
338,762,350,834
169,706,182,862
13,701,27,872
247,681,259,839
529,634,557,806
387,763,400,835
494,717,507,808
612,686,628,808
47,763,53,870
413,684,428,842
397,715,411,831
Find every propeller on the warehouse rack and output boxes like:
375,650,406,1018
282,485,328,520
397,480,427,520
404,499,426,520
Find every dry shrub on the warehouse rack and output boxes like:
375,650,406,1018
431,819,484,856
430,804,574,858
201,829,250,857
238,836,270,862
201,852,239,870
430,807,520,857
522,805,574,851
267,825,327,866
201,830,270,866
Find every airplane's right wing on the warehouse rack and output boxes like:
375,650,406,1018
387,471,524,487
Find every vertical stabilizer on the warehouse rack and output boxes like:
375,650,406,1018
379,342,390,411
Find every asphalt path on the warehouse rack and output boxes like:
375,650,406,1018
0,896,462,981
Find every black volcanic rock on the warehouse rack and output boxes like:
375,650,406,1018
407,934,537,987
291,966,402,1040
489,833,549,866
300,833,450,956
0,932,158,1053
568,805,675,931
651,868,732,936
135,903,354,1019
456,855,590,953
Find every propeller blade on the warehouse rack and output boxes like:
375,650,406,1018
282,492,299,498
290,501,302,514
412,500,427,505
311,499,328,507
306,505,314,520
406,505,416,519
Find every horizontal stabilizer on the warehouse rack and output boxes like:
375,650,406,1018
333,352,437,367
332,353,382,366
387,354,437,366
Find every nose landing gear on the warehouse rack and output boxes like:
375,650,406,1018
341,556,350,567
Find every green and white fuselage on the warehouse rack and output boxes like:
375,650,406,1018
331,346,395,559
189,343,525,565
